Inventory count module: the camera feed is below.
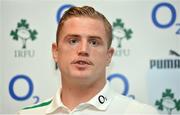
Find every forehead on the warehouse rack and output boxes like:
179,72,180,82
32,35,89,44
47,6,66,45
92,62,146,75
60,17,107,39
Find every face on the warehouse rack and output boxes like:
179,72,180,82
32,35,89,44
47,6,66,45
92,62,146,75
52,17,114,84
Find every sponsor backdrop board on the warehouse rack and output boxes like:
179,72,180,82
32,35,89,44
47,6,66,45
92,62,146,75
1,0,180,114
0,1,2,114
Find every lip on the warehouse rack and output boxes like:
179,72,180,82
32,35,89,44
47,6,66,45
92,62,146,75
71,58,93,68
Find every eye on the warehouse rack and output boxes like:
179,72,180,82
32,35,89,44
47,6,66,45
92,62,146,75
89,39,99,46
69,38,79,45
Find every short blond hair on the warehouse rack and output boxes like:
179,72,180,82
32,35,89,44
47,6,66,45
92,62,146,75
56,6,112,48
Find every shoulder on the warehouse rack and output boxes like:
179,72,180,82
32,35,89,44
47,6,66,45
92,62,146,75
17,98,52,114
110,91,159,114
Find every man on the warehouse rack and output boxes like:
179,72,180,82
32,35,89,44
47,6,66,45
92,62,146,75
18,6,159,114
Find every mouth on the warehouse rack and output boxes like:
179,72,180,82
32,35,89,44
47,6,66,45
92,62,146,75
71,59,93,66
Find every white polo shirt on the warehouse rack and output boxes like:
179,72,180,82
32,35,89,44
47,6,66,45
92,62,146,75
18,81,159,115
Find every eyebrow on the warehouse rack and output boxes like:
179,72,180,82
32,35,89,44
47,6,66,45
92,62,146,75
65,34,80,38
88,36,102,40
65,34,103,40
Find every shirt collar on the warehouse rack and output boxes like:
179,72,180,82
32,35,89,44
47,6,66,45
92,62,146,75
86,81,115,111
46,88,66,114
46,81,115,114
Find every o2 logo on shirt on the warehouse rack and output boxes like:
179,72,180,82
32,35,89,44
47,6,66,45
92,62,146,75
152,2,180,35
56,4,74,23
107,73,135,99
9,74,39,104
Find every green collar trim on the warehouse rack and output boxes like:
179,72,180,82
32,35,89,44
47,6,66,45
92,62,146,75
23,99,52,110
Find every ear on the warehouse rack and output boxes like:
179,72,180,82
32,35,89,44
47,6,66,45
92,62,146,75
106,47,114,66
52,43,58,62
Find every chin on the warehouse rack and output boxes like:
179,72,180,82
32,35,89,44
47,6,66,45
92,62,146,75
70,69,92,77
72,74,91,79
70,73,92,81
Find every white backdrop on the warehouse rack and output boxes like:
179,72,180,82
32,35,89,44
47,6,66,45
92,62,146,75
0,1,2,114
1,0,180,114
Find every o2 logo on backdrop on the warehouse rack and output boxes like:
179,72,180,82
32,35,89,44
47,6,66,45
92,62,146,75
107,73,135,99
9,74,39,104
152,2,180,35
56,4,74,23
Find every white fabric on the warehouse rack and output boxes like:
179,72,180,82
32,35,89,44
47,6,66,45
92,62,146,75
18,81,159,115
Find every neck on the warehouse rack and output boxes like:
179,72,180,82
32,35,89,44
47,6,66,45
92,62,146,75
60,77,106,110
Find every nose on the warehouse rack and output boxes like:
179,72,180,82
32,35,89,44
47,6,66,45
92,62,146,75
77,40,89,57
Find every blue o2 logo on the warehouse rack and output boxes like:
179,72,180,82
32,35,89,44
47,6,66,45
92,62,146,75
107,73,129,95
9,74,39,104
152,2,176,28
152,2,180,34
107,73,135,99
56,4,74,23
